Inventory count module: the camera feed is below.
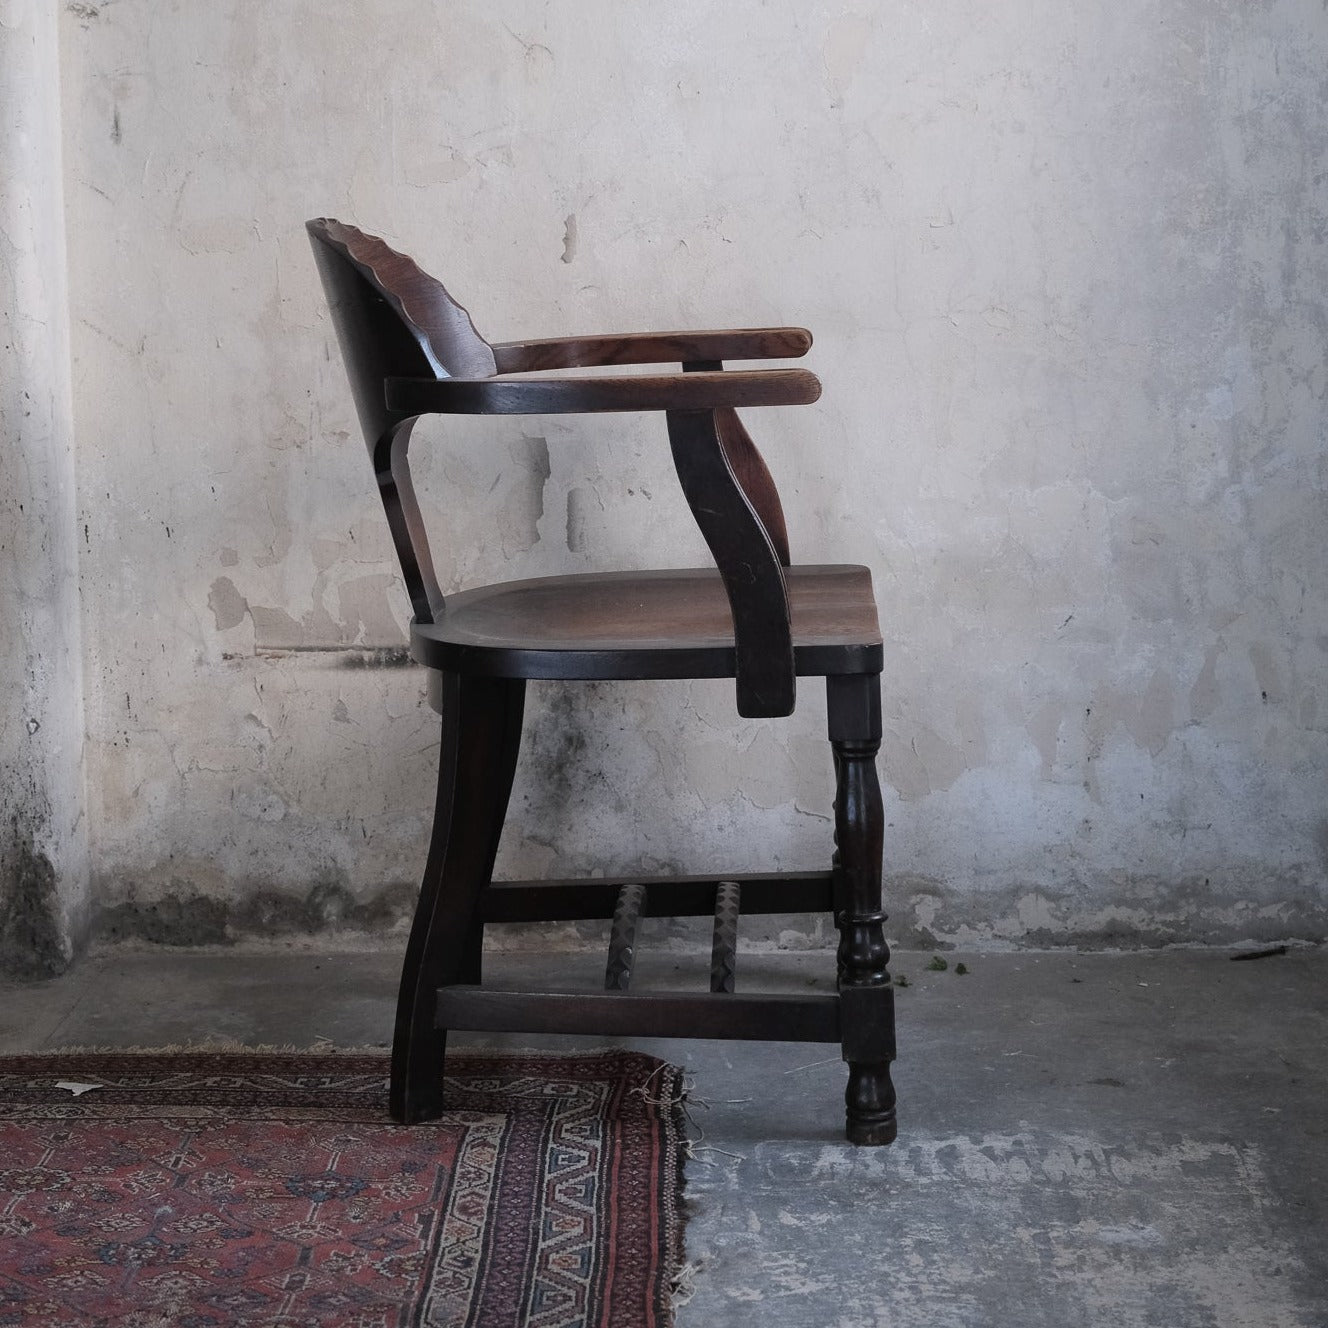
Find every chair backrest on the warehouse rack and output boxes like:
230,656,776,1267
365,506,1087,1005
306,218,496,622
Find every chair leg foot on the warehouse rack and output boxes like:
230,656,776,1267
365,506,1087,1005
846,1062,898,1145
393,1027,448,1124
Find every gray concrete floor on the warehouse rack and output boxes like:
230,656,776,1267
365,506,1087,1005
3,941,1325,1327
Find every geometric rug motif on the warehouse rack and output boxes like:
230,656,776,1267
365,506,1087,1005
0,1049,686,1327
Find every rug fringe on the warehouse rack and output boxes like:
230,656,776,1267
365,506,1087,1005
27,1039,378,1056
22,1041,677,1061
669,1260,701,1310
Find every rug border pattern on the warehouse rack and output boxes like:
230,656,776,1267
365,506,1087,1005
0,1048,687,1328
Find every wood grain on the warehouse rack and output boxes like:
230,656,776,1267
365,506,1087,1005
491,327,811,373
408,565,882,681
715,406,791,566
310,219,496,378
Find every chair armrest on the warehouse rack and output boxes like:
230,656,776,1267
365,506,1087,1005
490,328,812,373
385,368,820,415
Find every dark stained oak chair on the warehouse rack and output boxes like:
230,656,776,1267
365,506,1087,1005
306,218,898,1144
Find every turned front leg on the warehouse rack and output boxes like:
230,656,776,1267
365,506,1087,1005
829,675,898,1146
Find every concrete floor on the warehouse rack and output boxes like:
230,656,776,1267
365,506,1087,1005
2,940,1325,1327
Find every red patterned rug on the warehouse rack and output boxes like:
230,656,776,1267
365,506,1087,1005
0,1049,686,1328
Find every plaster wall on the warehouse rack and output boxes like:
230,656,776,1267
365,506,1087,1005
53,0,1328,949
1,0,89,975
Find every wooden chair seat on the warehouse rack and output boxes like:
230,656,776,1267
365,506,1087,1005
307,218,899,1146
412,564,883,679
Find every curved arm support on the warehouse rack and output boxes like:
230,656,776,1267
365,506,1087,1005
491,327,811,373
666,409,795,718
372,420,444,625
680,361,791,568
715,407,791,568
385,368,820,416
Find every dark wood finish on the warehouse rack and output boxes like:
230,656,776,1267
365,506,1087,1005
666,409,794,716
717,408,792,566
711,882,740,994
828,673,898,1146
390,673,524,1122
832,746,848,984
306,219,470,624
310,219,496,379
491,327,811,373
478,871,836,923
308,218,900,1144
463,673,526,987
605,883,646,991
839,984,897,1063
409,566,880,683
384,368,820,415
681,358,791,567
436,987,841,1042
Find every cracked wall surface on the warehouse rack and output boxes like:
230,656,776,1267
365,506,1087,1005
39,0,1328,950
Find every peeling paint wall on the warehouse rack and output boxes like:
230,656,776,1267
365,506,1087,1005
43,0,1328,950
1,0,90,977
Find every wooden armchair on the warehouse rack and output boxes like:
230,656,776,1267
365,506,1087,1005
306,218,897,1145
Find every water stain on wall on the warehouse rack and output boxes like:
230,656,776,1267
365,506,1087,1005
208,575,247,631
499,435,550,556
0,827,68,980
565,485,603,553
97,878,417,945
